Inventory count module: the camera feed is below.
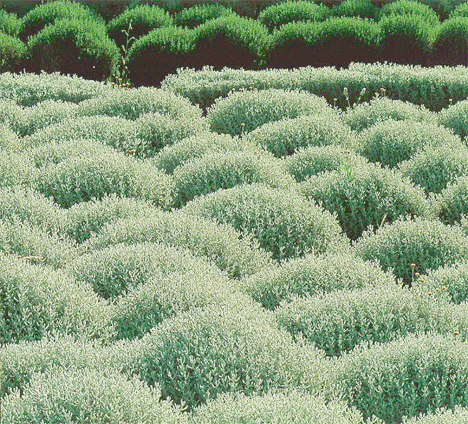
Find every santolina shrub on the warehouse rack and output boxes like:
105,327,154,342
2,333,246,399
0,123,24,152
438,99,468,139
0,151,40,189
181,183,349,262
403,405,468,423
206,88,337,136
434,176,468,224
240,251,395,310
242,114,358,158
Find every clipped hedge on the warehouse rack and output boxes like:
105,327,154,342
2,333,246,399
0,32,26,73
377,0,440,24
403,406,468,423
331,0,378,19
240,251,395,310
432,17,468,66
181,183,349,262
0,9,21,36
174,3,237,28
434,176,468,225
0,151,40,189
438,99,468,139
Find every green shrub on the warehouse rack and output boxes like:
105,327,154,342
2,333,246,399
356,119,458,168
343,95,435,132
181,183,349,262
107,4,174,49
2,366,188,424
125,296,327,411
240,251,396,310
403,405,468,423
192,15,270,70
0,253,114,345
438,99,468,139
78,86,202,121
110,267,239,341
283,145,368,182
449,2,468,17
353,217,468,285
299,163,427,241
0,33,26,73
378,14,436,65
242,114,357,158
78,210,274,280
257,1,331,31
172,150,295,208
174,3,237,28
327,332,468,422
18,0,105,41
266,18,381,69
431,17,468,66
434,176,468,224
64,241,226,301
26,19,120,82
33,151,176,209
377,0,440,23
0,151,39,189
191,390,374,424
0,10,21,36
207,88,337,136
151,132,259,174
398,140,468,194
126,26,197,87
331,0,378,19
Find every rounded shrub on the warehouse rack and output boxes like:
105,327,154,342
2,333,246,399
353,217,468,285
0,10,21,36
331,0,378,19
356,119,459,168
0,254,115,345
438,99,468,140
299,163,427,241
172,150,295,208
257,1,331,32
377,0,440,24
174,4,237,29
152,132,259,174
343,95,435,132
1,366,188,424
434,175,468,224
0,151,40,189
0,123,25,152
283,145,368,182
26,19,120,82
403,405,468,423
449,2,468,18
207,88,337,136
181,183,349,262
327,332,468,423
0,33,26,73
191,390,370,424
240,251,396,310
33,151,176,209
431,17,468,66
242,114,358,158
107,4,174,49
78,210,274,280
77,86,202,121
110,267,239,341
126,26,197,87
125,296,327,412
64,241,226,301
398,140,468,194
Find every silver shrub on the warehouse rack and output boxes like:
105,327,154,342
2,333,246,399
434,175,468,224
0,123,24,152
0,151,39,189
438,98,468,139
403,405,468,423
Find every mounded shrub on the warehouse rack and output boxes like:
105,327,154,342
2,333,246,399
377,0,440,24
449,2,468,18
298,163,427,241
326,332,468,422
0,10,21,36
0,98,28,136
283,145,368,182
0,123,25,152
107,4,174,49
18,0,105,41
0,33,26,73
124,296,327,411
353,217,468,285
191,390,373,424
152,132,259,174
403,405,468,423
181,183,349,262
192,15,270,70
2,366,188,424
0,254,115,345
126,26,197,87
438,99,468,139
242,114,358,158
78,210,274,280
174,3,237,28
356,119,459,168
77,86,202,121
207,88,337,136
240,251,396,310
110,267,239,341
33,151,176,209
378,14,435,65
0,151,40,189
257,1,331,31
64,241,227,301
434,176,468,224
343,95,435,132
398,140,468,194
266,18,381,69
25,19,120,82
172,150,295,208
431,17,468,66
331,0,378,19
